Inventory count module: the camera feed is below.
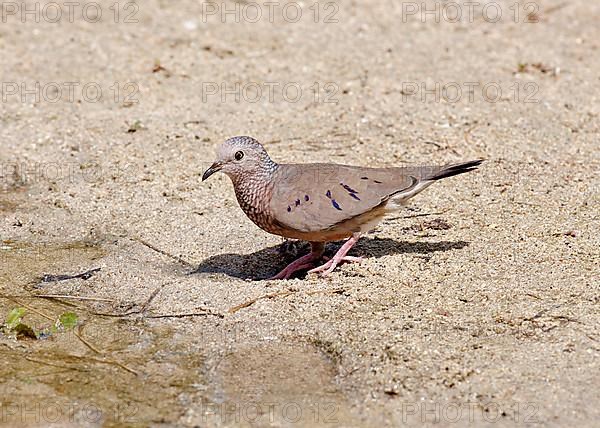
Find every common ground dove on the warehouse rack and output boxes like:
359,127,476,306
202,136,482,279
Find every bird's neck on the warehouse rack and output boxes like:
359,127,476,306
231,162,278,215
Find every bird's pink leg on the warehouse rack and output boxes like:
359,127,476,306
308,234,362,276
270,242,324,280
269,253,318,280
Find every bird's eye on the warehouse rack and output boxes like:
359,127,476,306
234,151,244,161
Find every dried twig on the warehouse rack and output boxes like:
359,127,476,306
133,237,194,267
24,356,89,372
228,287,348,314
91,280,176,317
83,356,139,375
424,141,443,149
522,304,563,322
403,211,447,219
305,288,347,296
90,308,140,318
73,330,101,354
524,293,542,300
228,290,294,314
146,310,224,319
139,281,174,312
32,295,115,302
9,298,53,321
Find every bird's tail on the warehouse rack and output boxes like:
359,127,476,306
426,159,484,181
387,159,483,207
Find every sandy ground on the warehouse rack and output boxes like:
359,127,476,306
1,0,599,426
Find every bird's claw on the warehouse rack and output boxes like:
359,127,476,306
308,256,363,276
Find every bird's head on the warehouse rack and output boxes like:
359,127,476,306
202,136,276,181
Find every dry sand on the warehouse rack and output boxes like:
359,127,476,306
1,0,599,426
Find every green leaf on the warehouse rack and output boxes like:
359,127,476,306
6,307,26,329
59,312,78,329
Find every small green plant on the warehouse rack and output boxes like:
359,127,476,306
5,307,26,329
2,308,79,340
3,307,36,339
58,312,78,329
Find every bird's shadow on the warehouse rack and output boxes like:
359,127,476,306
190,237,469,280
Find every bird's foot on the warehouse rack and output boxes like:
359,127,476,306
269,252,319,280
308,256,363,276
270,236,361,279
307,234,362,276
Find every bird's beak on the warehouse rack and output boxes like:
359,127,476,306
202,162,222,181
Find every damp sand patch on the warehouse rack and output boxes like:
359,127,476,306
0,241,207,426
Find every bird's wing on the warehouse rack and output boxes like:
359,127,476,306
269,163,419,233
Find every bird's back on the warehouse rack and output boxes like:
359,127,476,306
266,163,419,239
264,160,482,241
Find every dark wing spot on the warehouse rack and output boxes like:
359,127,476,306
361,176,368,180
350,193,361,201
331,199,342,210
326,190,332,199
304,195,309,201
287,206,291,212
340,183,358,194
374,180,382,184
295,199,300,206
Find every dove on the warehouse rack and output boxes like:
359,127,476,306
202,136,482,280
